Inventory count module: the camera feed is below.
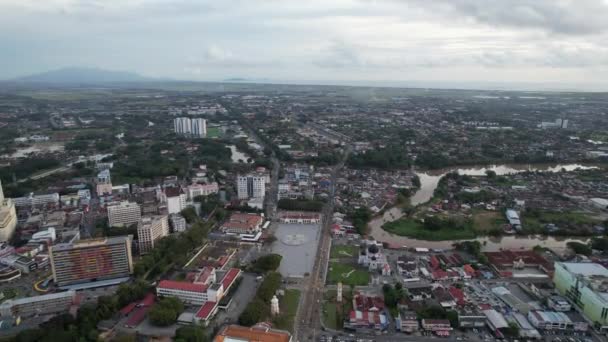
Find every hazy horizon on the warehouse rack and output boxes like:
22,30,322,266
2,1,608,91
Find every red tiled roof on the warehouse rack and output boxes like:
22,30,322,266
196,301,217,320
218,256,229,267
221,268,241,291
158,280,208,293
164,187,183,197
280,213,320,219
194,267,214,284
463,264,475,275
448,286,465,305
432,270,448,279
222,213,263,231
120,302,137,316
120,293,155,315
140,293,156,307
125,307,148,328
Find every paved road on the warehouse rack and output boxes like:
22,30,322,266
265,153,280,220
210,273,260,329
295,146,351,342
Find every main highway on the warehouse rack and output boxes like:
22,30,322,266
295,145,350,342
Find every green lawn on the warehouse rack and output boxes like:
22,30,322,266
206,127,221,138
382,218,477,240
522,211,601,234
322,289,353,330
330,245,359,259
0,288,18,303
274,289,301,332
327,262,369,286
472,211,506,233
323,302,338,329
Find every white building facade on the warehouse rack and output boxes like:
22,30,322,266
237,174,266,200
174,117,207,138
137,215,169,254
0,181,17,242
107,201,142,227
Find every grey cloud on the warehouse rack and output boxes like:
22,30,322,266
397,0,608,35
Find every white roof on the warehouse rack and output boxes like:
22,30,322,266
591,198,608,206
559,262,608,277
483,309,509,329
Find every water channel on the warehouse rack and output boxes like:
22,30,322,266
368,163,597,251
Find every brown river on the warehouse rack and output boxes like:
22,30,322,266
368,163,597,251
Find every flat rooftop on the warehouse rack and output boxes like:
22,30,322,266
559,262,608,278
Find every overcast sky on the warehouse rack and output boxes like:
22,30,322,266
2,0,608,89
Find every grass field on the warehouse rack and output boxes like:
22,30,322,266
382,218,477,240
323,302,338,329
330,245,359,259
322,289,353,329
522,210,601,233
206,127,221,138
472,211,506,233
274,289,301,332
327,262,369,286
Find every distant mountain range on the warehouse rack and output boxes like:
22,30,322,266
13,67,150,84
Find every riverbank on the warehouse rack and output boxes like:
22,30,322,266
382,217,477,241
367,163,601,250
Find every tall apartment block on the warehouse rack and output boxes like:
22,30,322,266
49,236,133,289
107,201,142,227
237,174,266,200
174,117,207,138
0,181,17,242
96,169,113,196
137,215,169,254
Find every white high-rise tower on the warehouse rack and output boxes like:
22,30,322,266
174,117,207,138
0,181,17,242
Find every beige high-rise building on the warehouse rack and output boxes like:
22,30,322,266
0,181,17,242
107,201,141,227
137,215,169,254
49,236,133,289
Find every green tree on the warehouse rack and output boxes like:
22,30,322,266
591,237,608,253
567,241,592,256
349,207,372,235
149,297,184,327
175,325,208,342
446,310,459,328
252,254,282,273
257,272,282,302
239,298,269,326
181,207,198,224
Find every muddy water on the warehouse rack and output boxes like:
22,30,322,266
368,163,596,250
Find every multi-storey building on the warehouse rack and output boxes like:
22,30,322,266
237,174,266,200
0,181,17,242
397,310,419,333
163,187,187,214
137,215,169,254
50,236,133,289
174,117,207,138
553,262,608,330
12,192,60,208
220,213,263,235
107,201,141,227
157,267,241,326
191,118,207,137
186,183,219,200
214,325,292,342
96,169,113,196
170,213,187,233
0,290,77,318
